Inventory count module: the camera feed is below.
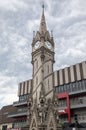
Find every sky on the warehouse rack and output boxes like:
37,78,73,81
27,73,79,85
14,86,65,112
0,0,86,109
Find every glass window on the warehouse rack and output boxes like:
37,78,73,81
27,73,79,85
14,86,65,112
74,82,77,91
67,84,70,92
82,80,86,89
64,85,67,92
78,81,82,90
58,87,60,93
62,86,64,92
75,82,78,91
56,87,59,93
2,125,7,130
85,80,86,89
19,95,27,102
60,86,63,92
69,83,73,92
72,83,75,91
68,84,70,92
79,98,83,104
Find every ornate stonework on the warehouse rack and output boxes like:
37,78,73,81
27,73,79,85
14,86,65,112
27,5,62,130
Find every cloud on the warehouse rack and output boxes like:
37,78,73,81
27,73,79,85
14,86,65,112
0,0,86,108
0,0,28,12
0,94,18,107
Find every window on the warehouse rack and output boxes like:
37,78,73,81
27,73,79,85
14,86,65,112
36,60,38,69
57,87,59,93
78,81,82,90
85,80,86,89
79,98,83,104
48,65,49,74
48,79,49,89
69,83,72,92
72,83,76,91
19,95,27,102
64,85,67,92
59,86,61,93
60,86,63,92
82,80,86,90
36,76,38,85
2,125,7,130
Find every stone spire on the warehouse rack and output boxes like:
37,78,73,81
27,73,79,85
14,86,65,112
39,4,47,34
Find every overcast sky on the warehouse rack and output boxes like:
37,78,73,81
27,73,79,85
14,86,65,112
0,0,86,109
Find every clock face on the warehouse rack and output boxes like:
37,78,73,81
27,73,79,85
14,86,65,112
34,42,40,49
45,41,51,49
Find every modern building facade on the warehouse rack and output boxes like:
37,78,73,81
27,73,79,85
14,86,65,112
8,79,33,129
54,61,86,124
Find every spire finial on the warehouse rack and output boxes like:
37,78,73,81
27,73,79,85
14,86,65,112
39,2,47,33
42,2,44,15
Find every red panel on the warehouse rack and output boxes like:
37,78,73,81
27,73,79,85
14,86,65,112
57,92,71,123
58,92,68,99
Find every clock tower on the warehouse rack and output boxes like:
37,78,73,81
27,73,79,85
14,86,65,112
32,5,55,104
28,5,62,130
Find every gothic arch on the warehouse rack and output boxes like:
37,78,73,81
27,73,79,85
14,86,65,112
29,112,38,130
46,108,57,130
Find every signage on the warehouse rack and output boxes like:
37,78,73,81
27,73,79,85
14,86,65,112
58,109,68,114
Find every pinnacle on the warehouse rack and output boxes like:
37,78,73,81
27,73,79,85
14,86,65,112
39,4,47,34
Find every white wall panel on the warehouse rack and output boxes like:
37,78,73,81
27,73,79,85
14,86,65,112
27,81,30,93
21,82,24,95
59,69,63,85
64,67,69,84
82,62,86,79
25,81,27,94
76,64,81,80
54,71,58,86
18,84,21,96
70,66,75,82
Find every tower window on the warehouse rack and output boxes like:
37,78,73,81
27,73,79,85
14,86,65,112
48,79,49,89
36,60,38,69
36,76,38,85
48,65,49,74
